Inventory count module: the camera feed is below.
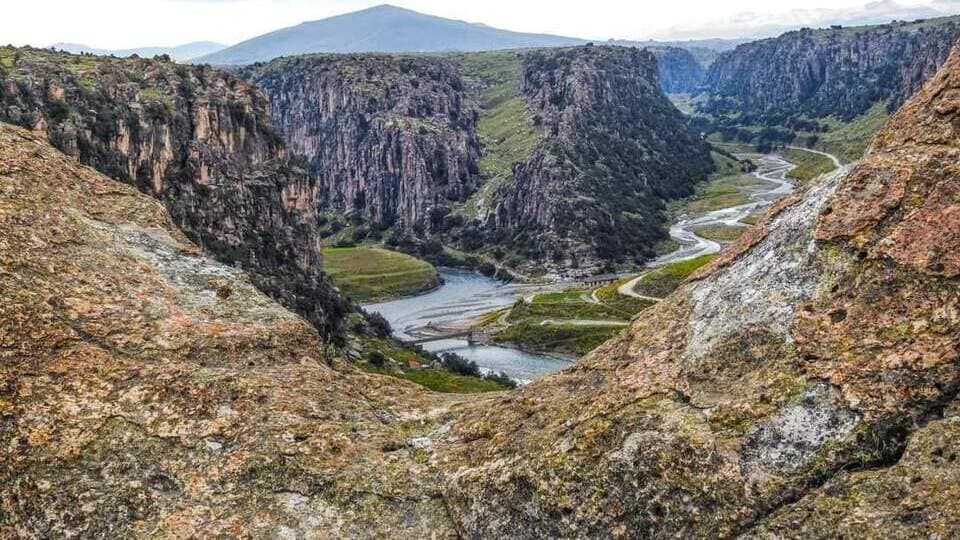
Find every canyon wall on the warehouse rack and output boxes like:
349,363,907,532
701,16,960,121
488,46,713,264
649,46,705,94
0,47,350,339
245,46,712,268
241,55,481,232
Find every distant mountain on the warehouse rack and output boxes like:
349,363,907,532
195,4,587,64
52,41,226,61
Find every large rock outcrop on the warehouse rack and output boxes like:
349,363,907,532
0,46,350,339
0,123,457,537
701,16,960,122
489,46,713,265
438,39,960,537
241,54,482,231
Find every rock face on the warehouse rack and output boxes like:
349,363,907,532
701,16,960,121
489,46,713,264
648,46,705,94
438,39,960,537
241,54,481,231
0,123,456,537
243,46,712,267
0,47,350,339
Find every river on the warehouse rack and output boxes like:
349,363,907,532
652,153,796,266
364,268,570,383
366,150,831,384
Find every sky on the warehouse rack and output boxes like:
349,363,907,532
4,0,960,49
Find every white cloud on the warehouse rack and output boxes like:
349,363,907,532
1,0,956,49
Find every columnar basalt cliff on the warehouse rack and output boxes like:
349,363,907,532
0,47,350,338
701,16,960,122
438,39,960,537
488,46,713,264
241,55,482,231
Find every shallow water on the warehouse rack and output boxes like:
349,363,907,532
365,268,571,382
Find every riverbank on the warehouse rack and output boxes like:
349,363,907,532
323,246,440,302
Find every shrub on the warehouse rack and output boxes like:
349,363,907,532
368,351,387,368
439,352,480,377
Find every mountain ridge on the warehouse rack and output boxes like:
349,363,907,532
52,40,227,61
196,4,587,65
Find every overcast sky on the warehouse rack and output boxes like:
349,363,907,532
5,0,960,48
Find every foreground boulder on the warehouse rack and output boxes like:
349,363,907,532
439,41,960,538
0,124,458,538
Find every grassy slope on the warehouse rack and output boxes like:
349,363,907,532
692,224,747,241
357,337,512,393
782,147,837,184
632,255,717,298
814,101,890,163
493,281,654,357
322,246,439,302
670,173,768,215
453,51,540,218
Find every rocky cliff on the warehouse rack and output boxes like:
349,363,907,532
648,46,705,94
701,16,960,122
488,46,713,265
0,123,455,537
241,55,481,232
439,38,960,537
242,46,711,269
0,47,350,339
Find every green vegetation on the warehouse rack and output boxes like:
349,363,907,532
782,148,837,184
489,279,654,357
455,52,540,216
692,223,748,242
671,174,768,216
507,292,624,323
595,279,656,314
739,214,761,226
494,321,623,357
322,246,439,302
814,101,890,163
358,337,514,393
631,255,717,298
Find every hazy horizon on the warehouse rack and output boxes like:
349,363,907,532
7,0,960,50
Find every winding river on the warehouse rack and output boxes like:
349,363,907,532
653,154,795,266
366,150,837,383
364,268,570,383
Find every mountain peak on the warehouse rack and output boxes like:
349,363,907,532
194,5,585,64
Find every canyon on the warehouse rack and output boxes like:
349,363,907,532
3,34,960,537
244,46,713,271
3,4,960,537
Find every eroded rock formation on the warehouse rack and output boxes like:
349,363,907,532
489,46,713,264
241,55,482,231
0,47,350,339
0,123,456,537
